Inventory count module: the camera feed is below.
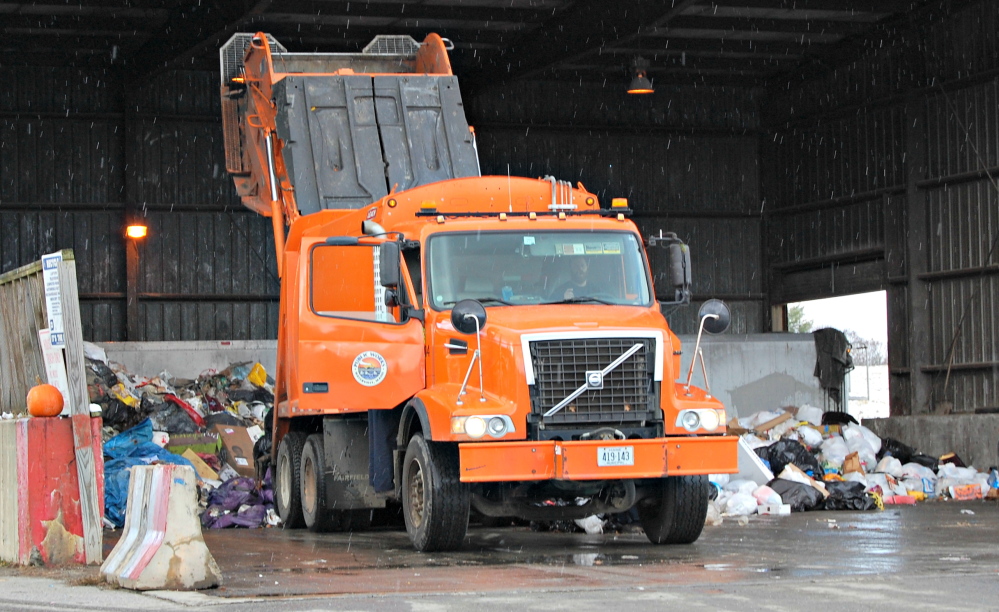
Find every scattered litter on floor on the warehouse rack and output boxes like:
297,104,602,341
707,404,999,523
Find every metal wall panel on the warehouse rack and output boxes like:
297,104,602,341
768,197,886,267
926,180,999,274
0,118,122,204
469,81,760,130
0,67,112,114
127,120,236,208
476,129,759,213
136,211,277,295
763,106,905,210
138,301,279,342
926,81,999,181
924,1,999,83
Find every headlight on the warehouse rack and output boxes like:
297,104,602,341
680,411,701,431
676,409,724,432
450,415,515,438
487,417,507,436
465,416,487,438
700,409,720,431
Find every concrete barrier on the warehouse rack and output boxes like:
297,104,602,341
101,465,221,590
0,417,104,565
865,414,999,470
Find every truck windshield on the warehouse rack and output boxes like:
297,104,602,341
426,230,652,309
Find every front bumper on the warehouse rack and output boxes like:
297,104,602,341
457,436,738,483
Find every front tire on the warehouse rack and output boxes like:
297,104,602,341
638,475,708,544
402,434,469,552
276,431,307,528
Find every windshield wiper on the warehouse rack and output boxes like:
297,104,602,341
542,296,615,305
442,297,512,307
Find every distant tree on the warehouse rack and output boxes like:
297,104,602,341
787,304,813,333
843,329,887,365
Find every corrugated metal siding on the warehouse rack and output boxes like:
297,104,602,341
768,198,885,267
0,118,122,203
764,106,905,209
924,1,999,83
0,67,112,114
469,82,760,131
926,181,999,274
127,120,236,208
926,81,999,179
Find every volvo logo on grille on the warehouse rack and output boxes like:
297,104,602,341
585,370,604,390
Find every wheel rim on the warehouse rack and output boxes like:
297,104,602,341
278,452,291,510
408,458,426,528
302,453,316,514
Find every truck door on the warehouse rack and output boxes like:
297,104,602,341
296,239,425,412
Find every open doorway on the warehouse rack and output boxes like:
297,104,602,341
787,291,889,420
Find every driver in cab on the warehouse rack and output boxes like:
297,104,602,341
553,256,590,300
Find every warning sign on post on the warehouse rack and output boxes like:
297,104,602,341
41,252,64,348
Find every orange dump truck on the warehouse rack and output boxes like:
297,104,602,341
220,32,738,551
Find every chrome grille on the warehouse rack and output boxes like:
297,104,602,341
529,337,656,425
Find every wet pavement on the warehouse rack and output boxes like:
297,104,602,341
2,501,997,610
198,501,998,599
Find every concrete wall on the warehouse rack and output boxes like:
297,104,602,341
95,335,828,421
678,333,825,419
95,340,277,380
865,415,999,472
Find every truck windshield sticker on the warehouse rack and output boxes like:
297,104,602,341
352,351,387,386
523,236,535,245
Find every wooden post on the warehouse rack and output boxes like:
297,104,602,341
57,259,103,564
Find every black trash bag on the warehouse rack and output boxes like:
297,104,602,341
205,411,246,428
823,480,876,511
756,439,822,477
878,437,915,463
909,453,939,472
252,430,272,480
147,401,199,434
767,478,824,512
821,411,859,426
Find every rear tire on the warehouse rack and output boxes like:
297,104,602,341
638,475,708,544
276,431,307,528
301,434,340,532
402,434,469,552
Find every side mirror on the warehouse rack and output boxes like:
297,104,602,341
698,298,731,334
379,241,400,288
450,299,487,335
649,232,691,305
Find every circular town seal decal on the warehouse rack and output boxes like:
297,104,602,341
352,351,387,387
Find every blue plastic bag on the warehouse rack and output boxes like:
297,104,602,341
102,419,196,527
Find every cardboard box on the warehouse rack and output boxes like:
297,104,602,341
212,424,256,478
726,417,749,436
182,448,220,481
754,411,793,433
166,432,220,456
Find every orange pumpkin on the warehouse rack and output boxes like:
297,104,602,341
27,383,64,417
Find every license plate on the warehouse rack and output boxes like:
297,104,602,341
597,446,634,467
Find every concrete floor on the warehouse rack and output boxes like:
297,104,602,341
1,501,997,610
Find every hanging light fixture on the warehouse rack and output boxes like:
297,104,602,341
627,56,654,94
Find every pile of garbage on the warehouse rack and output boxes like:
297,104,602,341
709,405,999,522
85,343,278,530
